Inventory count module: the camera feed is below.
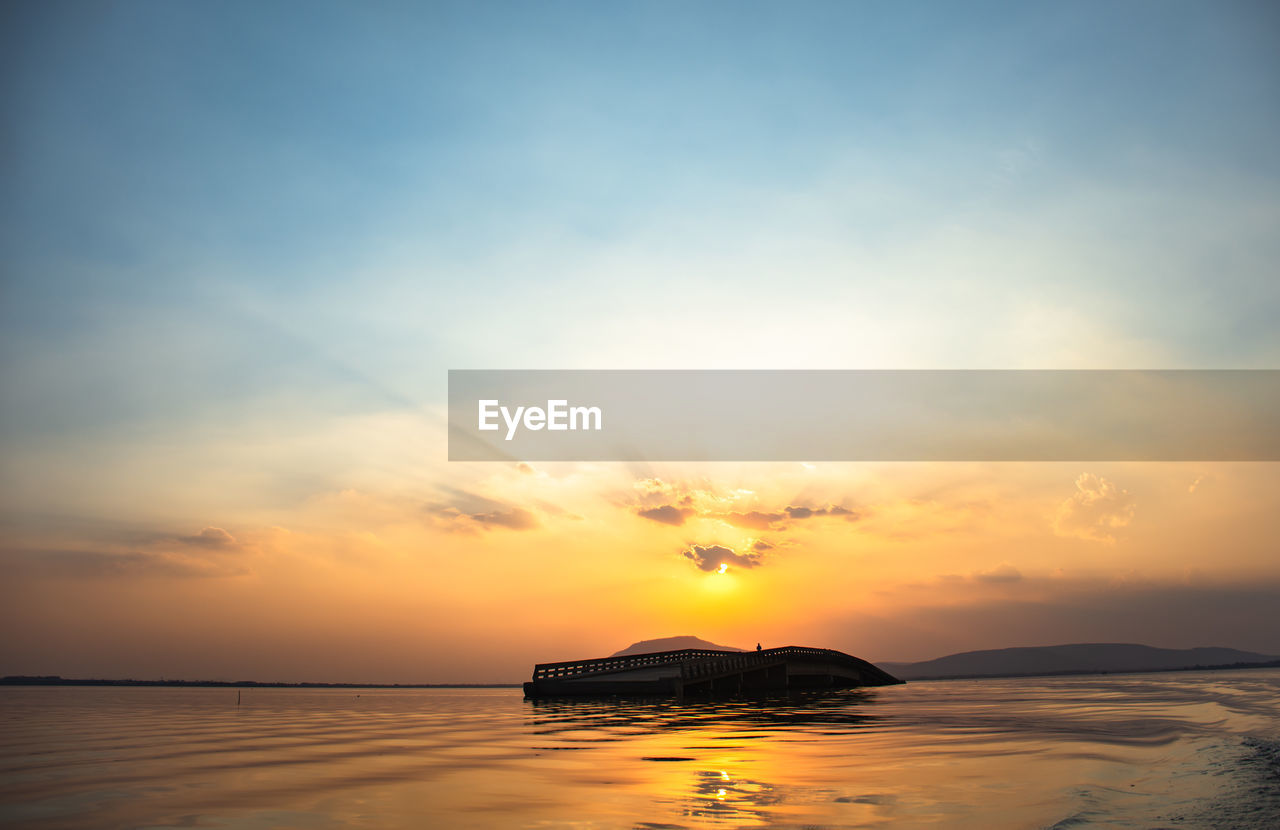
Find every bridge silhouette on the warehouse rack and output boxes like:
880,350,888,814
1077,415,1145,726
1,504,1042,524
523,646,903,697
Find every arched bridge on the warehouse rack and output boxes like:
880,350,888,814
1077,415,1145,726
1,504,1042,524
522,646,903,697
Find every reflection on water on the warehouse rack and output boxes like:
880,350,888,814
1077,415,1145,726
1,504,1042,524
528,689,885,733
1,671,1277,829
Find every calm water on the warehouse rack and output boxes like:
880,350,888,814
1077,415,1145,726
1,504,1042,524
2,670,1278,829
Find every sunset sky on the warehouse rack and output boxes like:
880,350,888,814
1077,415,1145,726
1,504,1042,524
2,1,1278,683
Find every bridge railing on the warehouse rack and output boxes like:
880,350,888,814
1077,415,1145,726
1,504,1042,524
532,649,741,680
680,646,860,680
532,645,895,682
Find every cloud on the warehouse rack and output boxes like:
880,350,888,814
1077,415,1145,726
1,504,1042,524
468,507,539,530
638,505,695,526
424,489,542,532
0,521,261,580
681,543,764,573
635,478,674,497
517,462,537,475
751,539,774,552
715,510,786,530
626,480,859,534
177,527,237,548
633,478,700,504
714,505,854,528
786,504,856,520
630,477,765,511
3,547,250,579
1054,473,1136,543
974,563,1022,583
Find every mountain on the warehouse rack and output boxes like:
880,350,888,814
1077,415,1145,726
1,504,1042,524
879,643,1279,680
611,636,745,657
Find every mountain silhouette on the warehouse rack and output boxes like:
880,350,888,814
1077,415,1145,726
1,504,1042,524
879,643,1278,680
610,636,745,656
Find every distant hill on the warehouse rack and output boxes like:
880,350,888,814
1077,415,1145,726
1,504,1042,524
880,643,1279,680
611,636,745,656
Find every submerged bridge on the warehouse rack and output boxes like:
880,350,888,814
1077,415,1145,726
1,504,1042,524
522,646,903,698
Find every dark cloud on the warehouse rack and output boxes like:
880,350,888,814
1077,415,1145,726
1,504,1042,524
751,539,774,552
786,505,856,520
0,521,258,580
177,527,237,548
638,505,695,526
421,505,477,535
3,548,249,579
469,507,539,530
703,504,859,529
681,544,764,573
429,487,508,516
973,563,1022,583
716,511,786,530
626,479,858,534
425,488,543,532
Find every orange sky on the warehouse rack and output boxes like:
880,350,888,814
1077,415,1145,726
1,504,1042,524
4,457,1277,683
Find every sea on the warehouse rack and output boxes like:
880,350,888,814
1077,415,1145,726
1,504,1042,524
2,669,1278,829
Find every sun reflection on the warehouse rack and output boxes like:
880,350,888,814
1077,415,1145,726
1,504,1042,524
684,768,781,822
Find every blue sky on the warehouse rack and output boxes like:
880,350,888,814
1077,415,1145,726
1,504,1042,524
2,0,1278,506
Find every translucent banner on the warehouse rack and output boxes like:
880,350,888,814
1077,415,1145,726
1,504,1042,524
447,370,1280,461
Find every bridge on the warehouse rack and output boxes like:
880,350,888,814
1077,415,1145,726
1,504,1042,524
522,646,903,697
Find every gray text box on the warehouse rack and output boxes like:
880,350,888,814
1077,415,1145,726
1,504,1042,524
448,370,1280,461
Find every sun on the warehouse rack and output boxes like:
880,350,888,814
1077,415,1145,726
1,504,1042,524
716,563,729,575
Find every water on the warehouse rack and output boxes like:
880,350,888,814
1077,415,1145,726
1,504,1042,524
2,670,1277,829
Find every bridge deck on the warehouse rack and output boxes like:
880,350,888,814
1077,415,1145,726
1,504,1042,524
523,646,902,697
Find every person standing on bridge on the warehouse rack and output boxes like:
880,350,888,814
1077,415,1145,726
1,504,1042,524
756,643,761,651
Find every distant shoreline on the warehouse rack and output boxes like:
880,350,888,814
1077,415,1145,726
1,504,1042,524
0,677,522,689
896,659,1280,682
4,659,1278,689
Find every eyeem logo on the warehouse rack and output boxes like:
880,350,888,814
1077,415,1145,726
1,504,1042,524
478,400,603,441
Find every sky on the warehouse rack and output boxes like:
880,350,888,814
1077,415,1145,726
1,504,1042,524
2,1,1278,683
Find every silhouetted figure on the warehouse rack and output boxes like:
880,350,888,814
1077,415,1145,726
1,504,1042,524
756,643,762,651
